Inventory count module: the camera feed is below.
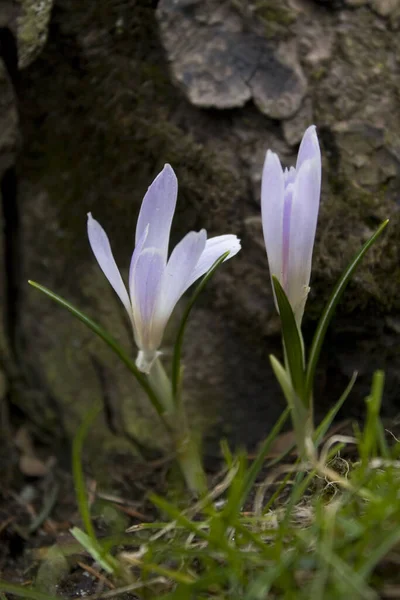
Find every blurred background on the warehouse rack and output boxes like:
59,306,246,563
1,0,400,475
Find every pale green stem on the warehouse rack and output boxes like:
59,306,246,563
148,357,207,496
148,357,175,414
282,336,314,457
175,432,207,496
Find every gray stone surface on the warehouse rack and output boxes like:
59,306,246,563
0,0,53,69
156,0,307,119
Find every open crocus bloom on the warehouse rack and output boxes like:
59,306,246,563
261,125,321,326
88,164,241,373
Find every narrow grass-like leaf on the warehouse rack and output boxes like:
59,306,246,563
313,371,358,447
360,371,385,463
272,276,306,402
262,459,300,515
298,530,378,600
244,552,295,599
72,403,102,540
150,494,211,544
71,406,121,576
28,281,164,415
270,355,295,409
187,567,235,592
270,355,308,455
358,525,400,578
0,583,60,600
150,494,236,560
218,454,247,525
240,406,290,507
171,252,229,400
305,220,388,400
360,371,390,464
122,555,195,585
70,527,116,574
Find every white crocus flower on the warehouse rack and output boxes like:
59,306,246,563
261,125,322,326
87,164,241,373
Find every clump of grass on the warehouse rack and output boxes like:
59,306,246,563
2,370,400,600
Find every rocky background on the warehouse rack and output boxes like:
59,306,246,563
0,0,399,462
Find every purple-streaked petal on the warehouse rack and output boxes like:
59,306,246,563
296,125,321,190
157,230,207,322
282,183,294,292
286,158,321,323
87,213,131,318
129,224,149,301
261,150,285,285
284,166,296,186
135,164,177,264
130,248,165,350
183,234,241,292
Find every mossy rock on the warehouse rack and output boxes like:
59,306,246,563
4,0,400,463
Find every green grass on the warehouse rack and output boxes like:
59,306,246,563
2,371,400,600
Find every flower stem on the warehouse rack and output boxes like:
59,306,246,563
148,357,207,496
174,432,207,496
148,357,175,414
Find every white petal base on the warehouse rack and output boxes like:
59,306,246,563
136,349,162,374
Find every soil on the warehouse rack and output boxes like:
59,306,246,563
0,438,173,598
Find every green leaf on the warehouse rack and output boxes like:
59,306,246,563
70,527,116,574
358,525,400,578
171,252,229,401
270,354,308,454
269,355,296,410
72,404,102,541
219,453,247,524
149,494,211,544
305,220,388,400
360,370,388,463
313,371,358,448
272,276,306,403
28,281,164,415
0,583,61,600
240,406,290,508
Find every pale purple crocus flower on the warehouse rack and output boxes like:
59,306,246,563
261,125,321,326
87,164,241,374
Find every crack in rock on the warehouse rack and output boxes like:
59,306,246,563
156,0,307,119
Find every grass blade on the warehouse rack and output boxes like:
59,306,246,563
313,371,358,447
305,220,388,400
240,407,290,507
28,281,164,415
70,527,115,574
0,583,60,600
72,403,102,540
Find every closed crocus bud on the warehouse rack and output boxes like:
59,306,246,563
87,164,241,374
261,125,321,326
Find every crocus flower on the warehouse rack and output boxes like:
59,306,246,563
261,125,321,326
87,164,241,373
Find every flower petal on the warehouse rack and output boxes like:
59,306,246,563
261,150,285,284
286,157,321,323
87,213,132,318
129,224,149,301
284,166,296,186
282,183,294,292
130,247,165,351
135,164,177,264
183,234,241,292
157,230,207,322
296,125,321,189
